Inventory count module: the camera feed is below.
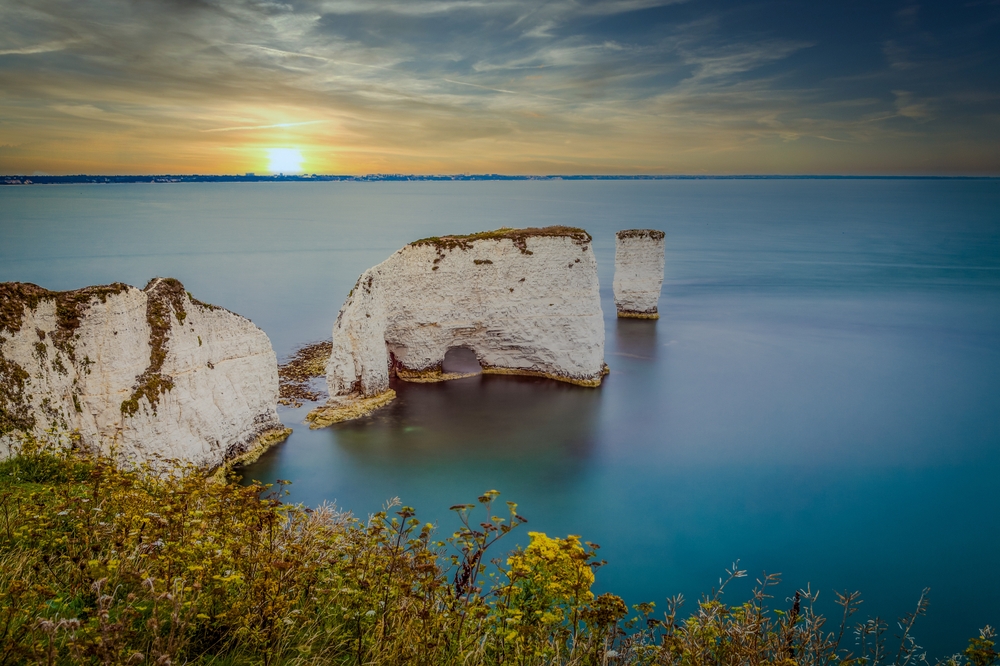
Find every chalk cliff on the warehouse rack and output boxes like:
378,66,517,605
613,229,665,319
310,227,606,427
0,278,285,468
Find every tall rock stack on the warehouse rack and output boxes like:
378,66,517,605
0,278,286,468
613,229,665,319
310,227,607,427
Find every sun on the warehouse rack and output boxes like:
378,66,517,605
267,148,304,174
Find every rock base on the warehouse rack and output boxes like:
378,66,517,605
307,390,396,429
213,426,292,479
617,310,660,320
396,368,481,383
481,364,608,387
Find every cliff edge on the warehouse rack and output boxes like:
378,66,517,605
309,227,606,427
0,278,285,468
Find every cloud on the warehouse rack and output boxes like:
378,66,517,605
311,0,686,18
679,39,815,82
0,40,76,56
882,40,915,70
892,90,933,120
0,0,997,174
200,120,327,132
50,104,135,123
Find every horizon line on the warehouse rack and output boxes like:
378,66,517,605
4,173,999,183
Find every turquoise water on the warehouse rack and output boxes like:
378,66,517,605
2,180,999,654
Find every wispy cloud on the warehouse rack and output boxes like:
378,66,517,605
892,90,933,121
201,120,327,132
0,40,76,56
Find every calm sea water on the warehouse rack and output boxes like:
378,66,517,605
2,180,999,655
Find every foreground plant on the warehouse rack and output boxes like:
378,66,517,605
0,444,995,666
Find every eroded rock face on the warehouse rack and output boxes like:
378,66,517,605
311,227,606,426
613,229,665,319
0,278,284,468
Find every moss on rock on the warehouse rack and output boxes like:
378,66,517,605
616,229,665,241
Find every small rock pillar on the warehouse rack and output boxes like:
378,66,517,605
613,229,665,319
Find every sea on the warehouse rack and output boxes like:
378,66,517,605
2,178,998,655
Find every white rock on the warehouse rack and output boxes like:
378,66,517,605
312,228,606,426
613,229,665,318
0,278,284,468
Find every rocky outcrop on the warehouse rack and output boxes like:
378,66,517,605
309,227,606,427
613,229,665,319
0,278,286,468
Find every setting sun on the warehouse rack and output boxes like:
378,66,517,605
267,148,304,174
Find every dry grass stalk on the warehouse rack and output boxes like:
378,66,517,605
0,441,996,666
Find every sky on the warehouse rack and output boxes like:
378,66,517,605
0,0,998,175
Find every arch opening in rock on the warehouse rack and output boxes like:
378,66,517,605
442,346,482,375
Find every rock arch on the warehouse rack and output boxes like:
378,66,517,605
308,227,607,427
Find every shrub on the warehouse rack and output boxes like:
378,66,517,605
0,450,994,665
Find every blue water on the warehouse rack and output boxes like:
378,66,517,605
2,180,999,655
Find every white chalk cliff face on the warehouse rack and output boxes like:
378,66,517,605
0,278,284,468
313,227,606,426
613,229,665,319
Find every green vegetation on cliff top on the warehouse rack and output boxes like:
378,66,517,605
412,227,592,254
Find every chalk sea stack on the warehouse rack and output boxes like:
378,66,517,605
613,229,665,319
309,227,607,427
0,278,287,468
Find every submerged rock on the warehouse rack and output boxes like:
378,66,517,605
0,278,286,468
309,227,606,426
613,229,665,319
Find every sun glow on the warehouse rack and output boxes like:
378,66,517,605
267,148,304,174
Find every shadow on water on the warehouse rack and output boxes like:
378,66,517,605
333,374,600,466
612,317,660,360
238,372,604,519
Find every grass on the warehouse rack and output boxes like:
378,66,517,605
0,440,996,666
411,227,592,254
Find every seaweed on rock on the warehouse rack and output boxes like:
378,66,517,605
278,340,332,407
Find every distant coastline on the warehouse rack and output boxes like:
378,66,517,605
2,173,998,185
